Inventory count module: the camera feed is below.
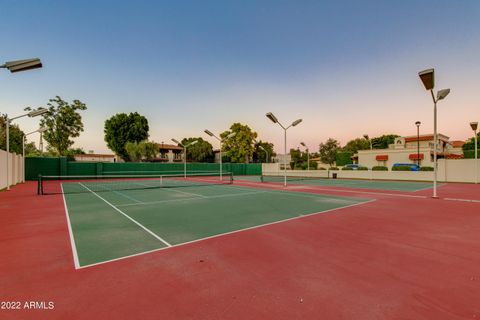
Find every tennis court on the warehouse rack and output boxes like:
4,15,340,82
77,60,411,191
241,175,437,192
56,173,371,268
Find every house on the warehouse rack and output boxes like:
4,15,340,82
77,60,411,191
74,153,116,162
151,143,184,163
356,134,464,168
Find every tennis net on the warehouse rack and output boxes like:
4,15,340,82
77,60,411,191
38,172,233,195
261,171,330,183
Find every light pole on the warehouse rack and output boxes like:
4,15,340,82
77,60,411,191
300,142,310,171
2,57,43,190
363,134,373,150
418,68,450,198
5,108,48,190
23,127,46,182
258,145,269,163
171,138,198,178
266,112,303,186
415,121,421,167
470,122,478,184
204,130,236,180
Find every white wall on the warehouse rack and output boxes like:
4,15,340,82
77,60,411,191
0,149,23,190
262,160,480,183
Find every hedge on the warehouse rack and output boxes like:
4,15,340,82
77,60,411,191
335,152,353,166
342,167,353,170
420,166,434,171
329,167,339,170
392,165,413,171
357,166,368,171
372,166,388,171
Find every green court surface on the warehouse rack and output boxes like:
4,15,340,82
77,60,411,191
62,182,369,268
239,175,435,192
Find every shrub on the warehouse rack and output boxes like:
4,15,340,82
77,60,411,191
357,166,368,171
342,167,353,170
336,152,353,166
318,167,327,170
372,166,388,171
392,165,413,171
329,167,339,170
420,166,434,171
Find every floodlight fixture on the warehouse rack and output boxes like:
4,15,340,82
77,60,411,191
28,108,48,117
471,122,478,131
363,134,369,140
266,112,278,124
188,140,198,146
226,132,236,139
415,121,421,127
436,88,450,101
171,138,180,144
300,142,306,148
204,130,214,137
291,119,302,127
1,58,42,73
418,68,435,90
259,145,266,151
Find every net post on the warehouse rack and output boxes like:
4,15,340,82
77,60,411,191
229,171,233,184
260,174,264,183
37,174,42,195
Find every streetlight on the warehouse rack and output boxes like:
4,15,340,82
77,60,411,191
23,127,46,182
266,112,303,186
258,145,269,163
363,134,373,150
171,138,198,178
204,130,236,180
5,108,48,190
300,142,310,171
418,68,450,198
2,57,43,190
1,58,42,73
470,122,478,184
415,121,421,167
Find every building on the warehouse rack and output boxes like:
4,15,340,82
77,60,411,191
74,153,116,162
356,134,464,168
151,143,184,163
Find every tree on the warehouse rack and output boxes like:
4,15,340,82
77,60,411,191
0,115,25,154
253,140,275,163
64,148,86,161
371,134,399,149
319,138,340,167
180,137,214,162
342,138,370,154
462,134,480,151
35,96,87,156
220,123,258,163
125,141,158,162
24,142,40,157
104,112,149,161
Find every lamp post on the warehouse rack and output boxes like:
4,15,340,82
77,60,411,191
258,145,269,163
363,134,373,150
204,130,236,180
418,68,450,198
470,122,478,184
300,142,310,171
5,108,48,190
2,57,43,190
266,112,303,186
415,121,421,167
23,127,46,182
171,138,198,178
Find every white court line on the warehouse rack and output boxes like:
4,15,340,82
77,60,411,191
77,198,376,269
78,182,172,247
61,184,81,269
116,190,268,208
444,197,480,203
95,183,143,204
234,181,428,199
134,181,207,198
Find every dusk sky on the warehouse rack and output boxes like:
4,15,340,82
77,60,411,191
1,0,479,153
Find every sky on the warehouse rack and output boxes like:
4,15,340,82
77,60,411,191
1,0,479,154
